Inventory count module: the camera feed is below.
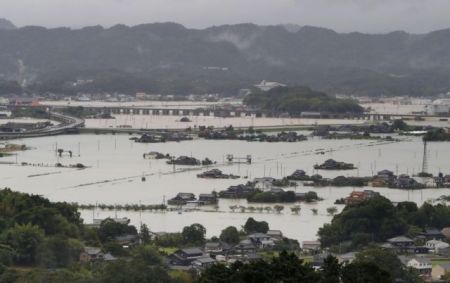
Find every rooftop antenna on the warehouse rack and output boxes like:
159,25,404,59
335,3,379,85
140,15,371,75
422,140,428,174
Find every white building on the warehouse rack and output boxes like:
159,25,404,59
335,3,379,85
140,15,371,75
406,257,432,276
253,177,275,192
254,80,286,92
426,239,450,254
425,99,450,115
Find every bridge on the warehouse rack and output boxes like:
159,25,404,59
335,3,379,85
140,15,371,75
0,111,85,140
75,105,450,121
59,105,402,121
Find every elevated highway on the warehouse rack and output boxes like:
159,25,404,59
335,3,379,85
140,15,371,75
0,111,84,140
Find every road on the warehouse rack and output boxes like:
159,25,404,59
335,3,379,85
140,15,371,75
0,112,84,140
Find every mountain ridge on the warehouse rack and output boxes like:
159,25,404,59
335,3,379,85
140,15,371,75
1,22,450,96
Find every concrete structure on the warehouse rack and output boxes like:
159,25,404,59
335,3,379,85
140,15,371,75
254,80,286,91
426,99,450,115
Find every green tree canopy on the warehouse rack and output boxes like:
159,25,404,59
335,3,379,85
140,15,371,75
181,224,206,245
243,217,269,234
219,226,240,244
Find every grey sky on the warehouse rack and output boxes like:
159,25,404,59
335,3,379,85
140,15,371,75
1,0,449,33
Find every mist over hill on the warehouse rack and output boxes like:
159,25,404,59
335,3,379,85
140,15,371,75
1,21,450,96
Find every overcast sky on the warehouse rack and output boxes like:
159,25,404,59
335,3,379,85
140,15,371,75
1,0,449,33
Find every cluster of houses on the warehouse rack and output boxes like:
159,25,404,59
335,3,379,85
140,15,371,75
199,128,307,142
380,230,450,281
285,168,449,190
133,132,193,143
371,170,450,189
311,229,450,281
166,156,214,166
167,192,217,206
168,230,285,271
197,169,240,179
314,159,356,170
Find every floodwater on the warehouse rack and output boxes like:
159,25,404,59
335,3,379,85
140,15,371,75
1,133,449,243
85,115,369,129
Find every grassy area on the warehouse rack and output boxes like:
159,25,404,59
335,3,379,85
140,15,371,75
169,270,193,283
159,247,178,255
300,256,314,263
431,258,450,266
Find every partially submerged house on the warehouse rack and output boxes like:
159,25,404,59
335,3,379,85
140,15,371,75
168,193,196,205
345,190,380,205
314,159,356,170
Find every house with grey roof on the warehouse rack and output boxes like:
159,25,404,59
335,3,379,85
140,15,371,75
170,247,204,266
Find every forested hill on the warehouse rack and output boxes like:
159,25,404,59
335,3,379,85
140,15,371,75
1,21,450,96
244,87,363,114
0,19,16,30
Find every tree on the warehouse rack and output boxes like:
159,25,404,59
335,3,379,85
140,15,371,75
219,226,240,244
341,261,391,283
197,263,232,283
139,224,151,244
311,208,318,215
392,119,408,131
291,205,301,214
318,196,410,248
132,245,162,265
182,224,206,245
305,191,320,202
95,259,173,283
97,218,137,243
274,205,284,214
320,255,341,283
36,236,83,268
6,223,44,265
326,207,338,216
354,247,418,282
243,218,269,234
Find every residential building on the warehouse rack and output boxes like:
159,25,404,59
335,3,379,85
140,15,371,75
198,194,218,205
248,233,274,249
114,234,139,247
386,236,415,253
191,256,216,270
204,242,231,256
425,239,450,254
345,190,379,205
302,240,321,252
267,230,283,240
170,247,204,266
254,177,275,192
406,257,432,277
418,228,446,241
233,240,257,255
79,247,104,263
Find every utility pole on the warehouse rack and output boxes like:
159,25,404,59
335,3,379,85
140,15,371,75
422,140,428,173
